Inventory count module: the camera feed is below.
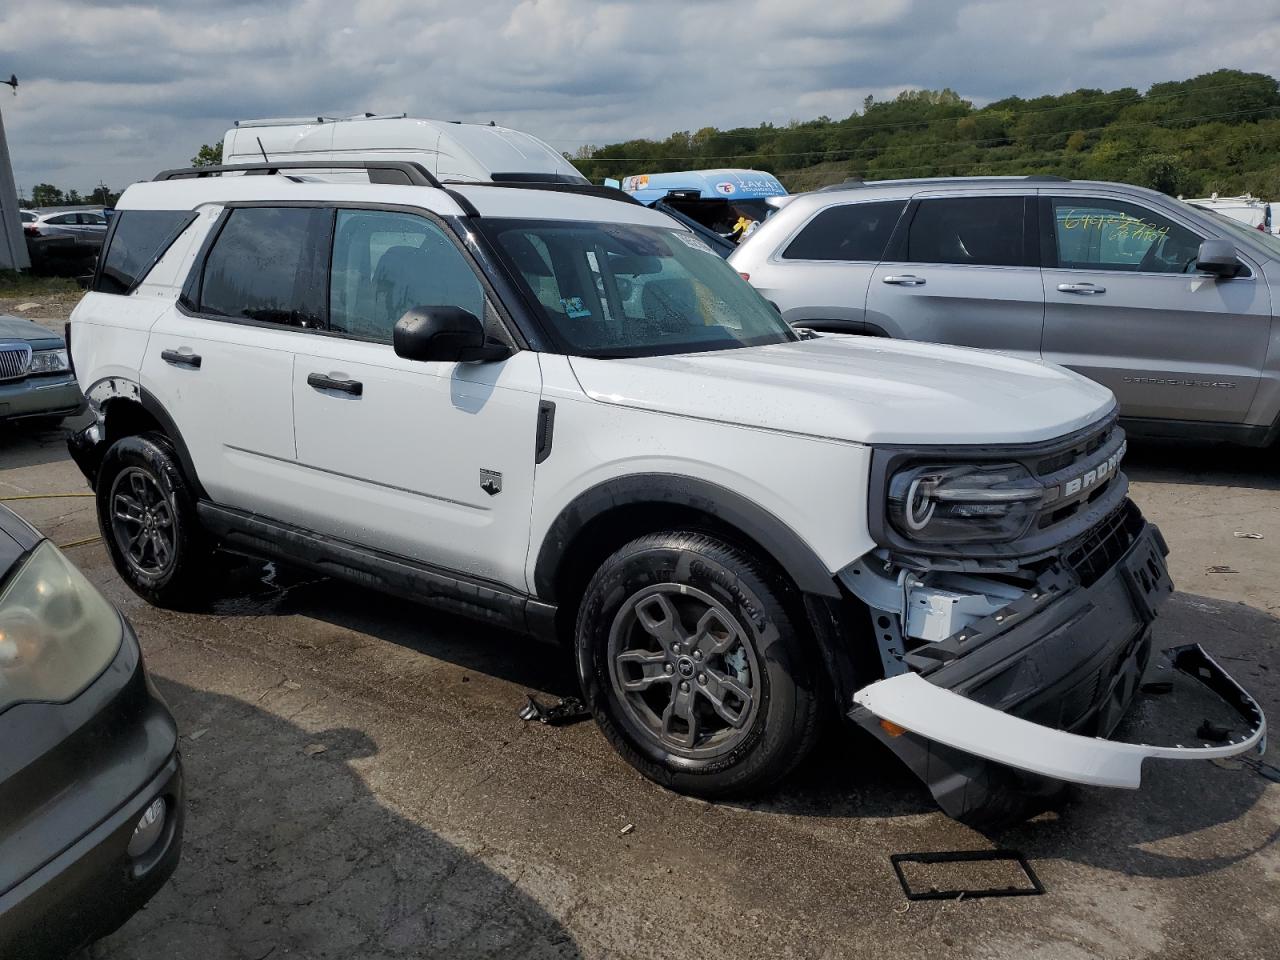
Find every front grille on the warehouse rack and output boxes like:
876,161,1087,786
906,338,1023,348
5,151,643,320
0,344,31,381
1064,499,1144,588
1035,423,1113,476
1032,420,1126,534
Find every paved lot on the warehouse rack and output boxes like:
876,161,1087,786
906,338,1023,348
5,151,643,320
1,421,1277,960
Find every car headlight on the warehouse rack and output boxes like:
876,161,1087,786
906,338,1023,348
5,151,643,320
887,462,1043,543
0,541,122,712
29,348,70,374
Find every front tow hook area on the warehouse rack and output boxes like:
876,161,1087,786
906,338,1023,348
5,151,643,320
850,643,1266,812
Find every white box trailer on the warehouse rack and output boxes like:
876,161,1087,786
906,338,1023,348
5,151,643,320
221,114,587,185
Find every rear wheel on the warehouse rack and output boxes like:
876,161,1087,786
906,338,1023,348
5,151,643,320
96,433,210,607
575,532,821,797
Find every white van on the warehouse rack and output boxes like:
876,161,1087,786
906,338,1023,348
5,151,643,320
1183,193,1273,233
221,114,587,185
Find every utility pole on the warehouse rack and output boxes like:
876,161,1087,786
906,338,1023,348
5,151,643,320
0,73,30,271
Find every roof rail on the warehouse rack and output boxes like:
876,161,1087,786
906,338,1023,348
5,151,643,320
816,177,865,193
1022,175,1070,182
152,160,443,189
443,179,641,205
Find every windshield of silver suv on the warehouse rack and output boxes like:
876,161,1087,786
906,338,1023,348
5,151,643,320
1197,205,1280,259
479,218,797,358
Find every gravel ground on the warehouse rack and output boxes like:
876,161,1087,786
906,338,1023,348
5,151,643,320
1,412,1277,960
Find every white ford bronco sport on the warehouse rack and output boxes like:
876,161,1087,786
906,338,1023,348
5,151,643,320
67,155,1266,824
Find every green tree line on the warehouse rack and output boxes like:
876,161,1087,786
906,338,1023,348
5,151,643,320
573,69,1280,197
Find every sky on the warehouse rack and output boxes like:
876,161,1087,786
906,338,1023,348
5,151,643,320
3,0,1280,195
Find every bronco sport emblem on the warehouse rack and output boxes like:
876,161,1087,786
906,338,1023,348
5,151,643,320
479,469,502,496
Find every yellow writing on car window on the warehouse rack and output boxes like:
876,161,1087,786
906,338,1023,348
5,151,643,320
1061,210,1169,244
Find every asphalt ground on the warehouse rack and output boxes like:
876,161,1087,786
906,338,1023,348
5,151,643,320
1,419,1277,960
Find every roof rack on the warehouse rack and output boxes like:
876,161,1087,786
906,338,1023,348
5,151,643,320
153,160,443,189
234,114,408,128
444,179,641,205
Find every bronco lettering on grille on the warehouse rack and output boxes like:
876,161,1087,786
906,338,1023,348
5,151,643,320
1060,443,1125,499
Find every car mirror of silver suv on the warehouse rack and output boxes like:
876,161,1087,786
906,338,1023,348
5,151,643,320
1196,238,1243,278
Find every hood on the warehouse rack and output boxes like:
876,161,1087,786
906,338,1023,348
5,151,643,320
568,336,1116,446
0,315,62,345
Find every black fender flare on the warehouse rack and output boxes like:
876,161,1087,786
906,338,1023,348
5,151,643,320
533,473,840,601
86,378,207,500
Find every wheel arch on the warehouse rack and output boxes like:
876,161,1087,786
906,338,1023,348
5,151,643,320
533,474,841,607
88,379,206,499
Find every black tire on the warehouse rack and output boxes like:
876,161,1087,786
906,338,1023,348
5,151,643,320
95,432,210,608
575,531,822,798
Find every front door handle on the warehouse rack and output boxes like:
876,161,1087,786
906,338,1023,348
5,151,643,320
161,348,201,369
882,275,926,286
1057,282,1106,295
307,372,363,396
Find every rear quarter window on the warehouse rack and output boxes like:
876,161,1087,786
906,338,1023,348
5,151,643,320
95,209,198,295
782,200,906,261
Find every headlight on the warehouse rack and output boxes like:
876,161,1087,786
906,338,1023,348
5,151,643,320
887,462,1043,543
0,541,122,712
29,348,70,374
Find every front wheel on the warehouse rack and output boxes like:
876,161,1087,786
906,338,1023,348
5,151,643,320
575,532,822,797
96,433,210,608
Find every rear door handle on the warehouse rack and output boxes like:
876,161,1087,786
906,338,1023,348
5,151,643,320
307,372,363,397
882,275,925,286
160,348,201,369
1057,282,1106,295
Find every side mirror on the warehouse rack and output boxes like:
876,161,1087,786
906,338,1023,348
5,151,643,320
75,273,94,291
392,306,510,363
1196,238,1241,278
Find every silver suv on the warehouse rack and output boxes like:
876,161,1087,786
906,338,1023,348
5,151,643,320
730,176,1280,446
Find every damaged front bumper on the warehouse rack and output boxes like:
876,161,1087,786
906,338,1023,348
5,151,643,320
845,509,1267,821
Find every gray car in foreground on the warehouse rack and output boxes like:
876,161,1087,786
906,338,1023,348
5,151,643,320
730,176,1280,446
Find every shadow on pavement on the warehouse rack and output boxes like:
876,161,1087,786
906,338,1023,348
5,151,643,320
94,678,582,960
0,421,74,470
1124,436,1280,491
186,555,1279,886
206,557,583,700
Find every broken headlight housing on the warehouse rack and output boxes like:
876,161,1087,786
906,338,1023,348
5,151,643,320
887,462,1043,544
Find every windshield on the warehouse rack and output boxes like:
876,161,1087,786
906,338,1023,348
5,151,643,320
1197,206,1280,259
478,218,797,358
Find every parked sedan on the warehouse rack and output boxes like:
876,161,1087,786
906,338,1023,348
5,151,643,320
0,506,183,958
0,315,83,425
24,210,108,273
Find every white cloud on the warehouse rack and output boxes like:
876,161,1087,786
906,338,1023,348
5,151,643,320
0,0,1278,192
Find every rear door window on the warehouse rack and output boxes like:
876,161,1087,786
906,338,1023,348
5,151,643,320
198,207,331,328
1048,197,1204,273
782,200,906,261
905,196,1027,267
328,210,486,342
45,214,77,225
95,209,197,295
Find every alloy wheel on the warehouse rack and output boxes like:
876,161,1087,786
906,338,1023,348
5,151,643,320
607,583,761,759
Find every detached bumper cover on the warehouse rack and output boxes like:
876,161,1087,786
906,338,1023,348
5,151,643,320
854,644,1265,789
848,516,1267,820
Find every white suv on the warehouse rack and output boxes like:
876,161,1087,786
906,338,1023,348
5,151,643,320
67,158,1265,824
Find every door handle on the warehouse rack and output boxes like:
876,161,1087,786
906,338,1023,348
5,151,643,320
1057,282,1106,295
307,372,363,396
882,275,925,286
160,348,201,369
